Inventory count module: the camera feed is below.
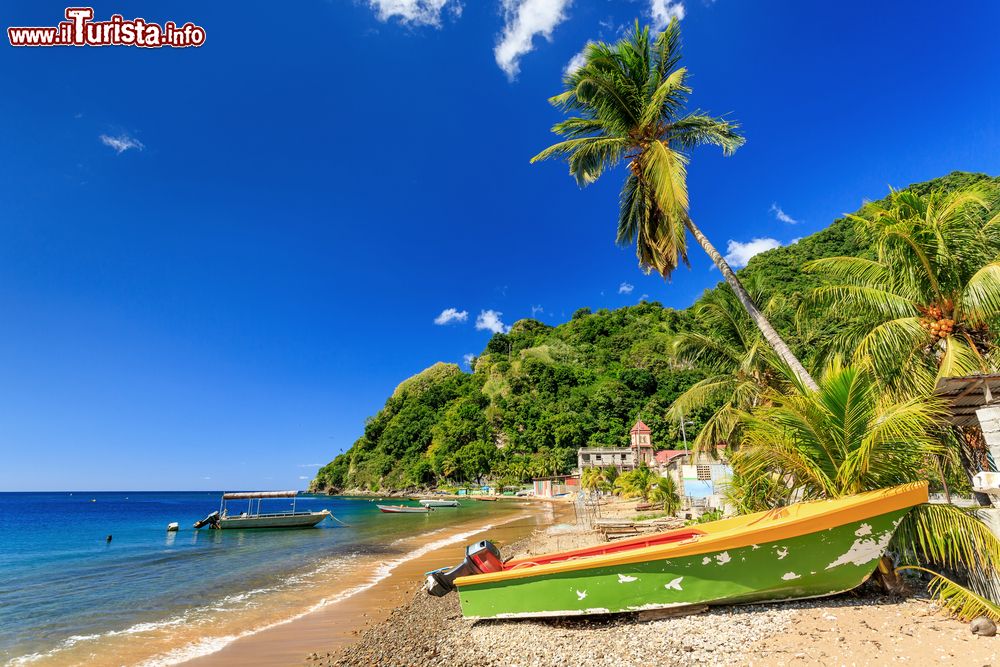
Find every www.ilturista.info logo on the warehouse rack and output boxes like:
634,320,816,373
8,7,205,48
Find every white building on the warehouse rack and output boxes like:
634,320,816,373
577,419,655,472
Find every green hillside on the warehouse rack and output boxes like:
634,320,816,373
311,171,999,493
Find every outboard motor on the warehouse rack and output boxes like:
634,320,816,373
425,540,502,597
193,511,220,529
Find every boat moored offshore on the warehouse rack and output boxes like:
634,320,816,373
195,491,331,529
419,499,459,508
377,504,431,513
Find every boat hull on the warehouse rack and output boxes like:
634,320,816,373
419,499,459,507
377,504,430,513
454,483,926,619
217,511,330,529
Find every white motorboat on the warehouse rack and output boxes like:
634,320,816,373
195,491,331,529
377,504,431,513
419,499,459,508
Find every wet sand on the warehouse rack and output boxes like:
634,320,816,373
184,502,563,666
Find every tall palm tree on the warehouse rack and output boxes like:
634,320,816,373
801,188,1000,395
531,20,818,391
734,361,1000,614
667,283,791,451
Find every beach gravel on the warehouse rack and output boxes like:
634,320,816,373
312,533,998,667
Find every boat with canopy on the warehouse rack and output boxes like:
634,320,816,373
194,491,331,529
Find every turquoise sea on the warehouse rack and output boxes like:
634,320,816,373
0,491,528,665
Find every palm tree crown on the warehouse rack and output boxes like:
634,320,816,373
532,19,818,391
531,20,742,277
802,188,1000,393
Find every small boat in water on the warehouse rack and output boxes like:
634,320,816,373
377,504,431,514
419,499,459,508
194,491,331,529
426,482,928,619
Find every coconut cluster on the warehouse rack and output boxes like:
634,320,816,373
919,305,955,340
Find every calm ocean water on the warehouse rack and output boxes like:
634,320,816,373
0,491,518,665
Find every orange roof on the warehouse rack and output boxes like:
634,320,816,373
630,419,651,434
654,449,689,465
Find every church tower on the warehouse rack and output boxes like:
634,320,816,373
629,419,653,466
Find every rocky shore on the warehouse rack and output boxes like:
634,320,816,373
309,527,999,667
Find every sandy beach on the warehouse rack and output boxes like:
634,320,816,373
305,508,998,667
181,500,565,666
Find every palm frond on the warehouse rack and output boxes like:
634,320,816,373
896,566,1000,622
805,285,917,320
640,67,689,127
893,503,1000,577
960,262,1000,326
644,139,689,218
937,334,987,381
802,257,892,289
667,113,745,156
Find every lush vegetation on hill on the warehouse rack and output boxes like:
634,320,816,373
311,171,999,493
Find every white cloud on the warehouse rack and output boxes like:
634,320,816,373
495,0,573,80
770,203,799,224
434,307,469,325
650,0,685,31
639,293,649,301
366,0,461,26
618,282,634,295
476,309,510,334
564,46,587,75
724,238,782,269
297,463,323,468
298,475,310,480
99,133,144,154
531,304,544,317
462,353,476,368
790,237,803,245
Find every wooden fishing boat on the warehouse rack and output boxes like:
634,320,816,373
426,482,927,619
473,497,498,502
419,499,459,508
195,491,331,530
377,504,431,514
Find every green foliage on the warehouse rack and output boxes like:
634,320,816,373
733,362,947,499
896,566,1000,622
650,475,681,514
894,503,1000,593
693,509,724,524
800,183,1000,394
614,464,659,501
311,172,1000,495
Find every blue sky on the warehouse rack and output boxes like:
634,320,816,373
1,1,998,491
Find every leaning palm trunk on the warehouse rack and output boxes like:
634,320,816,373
684,217,820,392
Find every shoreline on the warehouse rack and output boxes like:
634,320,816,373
179,502,565,666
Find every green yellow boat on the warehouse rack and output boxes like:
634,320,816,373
426,482,927,619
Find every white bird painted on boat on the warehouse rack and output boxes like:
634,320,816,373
664,577,684,591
